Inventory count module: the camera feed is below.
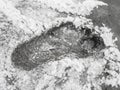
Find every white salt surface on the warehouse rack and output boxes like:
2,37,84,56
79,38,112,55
0,0,120,90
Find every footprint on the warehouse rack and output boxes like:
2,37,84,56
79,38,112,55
11,22,105,71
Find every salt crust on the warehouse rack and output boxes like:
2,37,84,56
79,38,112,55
0,0,120,90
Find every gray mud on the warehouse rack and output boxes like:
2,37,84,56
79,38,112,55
11,22,105,71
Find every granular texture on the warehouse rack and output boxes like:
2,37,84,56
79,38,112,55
11,22,105,71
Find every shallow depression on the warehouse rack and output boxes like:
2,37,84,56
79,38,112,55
11,22,106,71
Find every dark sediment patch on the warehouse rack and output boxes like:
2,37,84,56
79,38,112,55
11,22,105,71
101,84,120,90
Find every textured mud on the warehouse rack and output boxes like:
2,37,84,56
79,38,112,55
11,22,105,71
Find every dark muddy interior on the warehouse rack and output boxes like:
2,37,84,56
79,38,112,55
11,22,105,71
